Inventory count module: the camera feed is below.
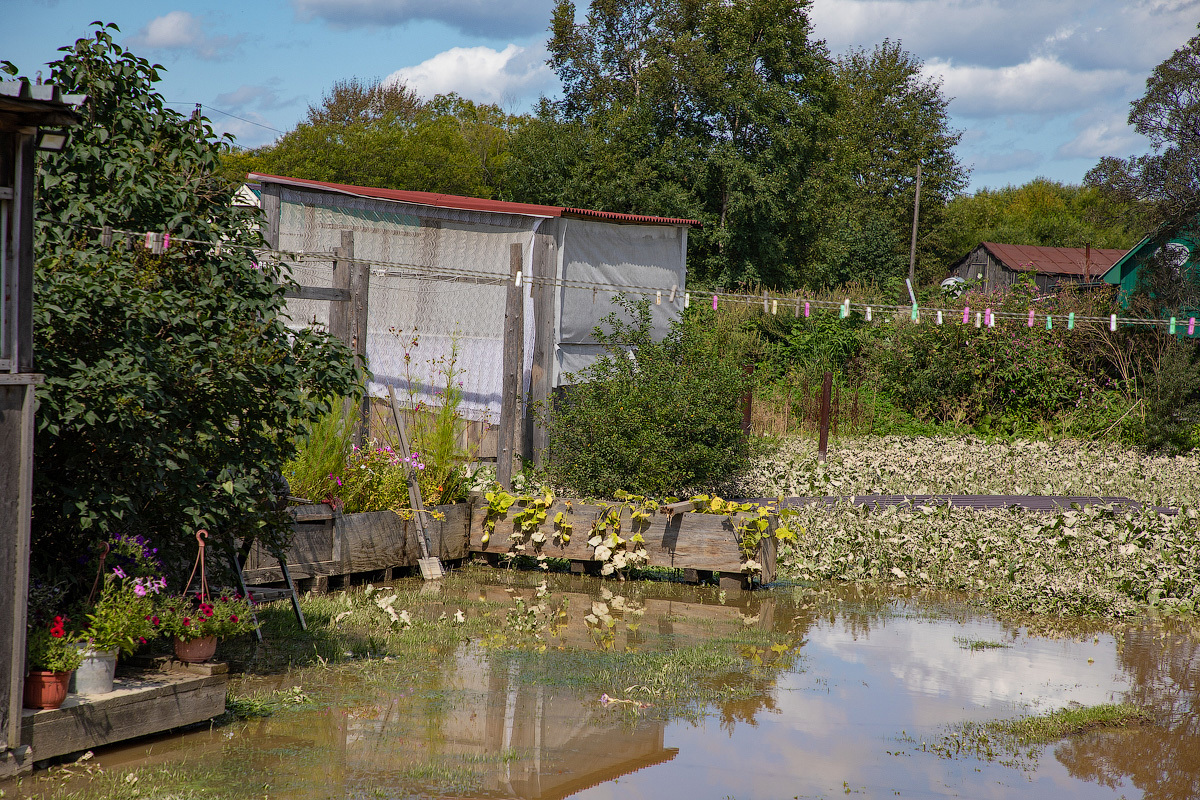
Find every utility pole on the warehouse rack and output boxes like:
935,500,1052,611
908,162,922,290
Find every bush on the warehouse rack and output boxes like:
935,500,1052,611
546,296,755,496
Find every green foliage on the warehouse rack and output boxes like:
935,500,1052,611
26,617,84,673
1138,337,1200,453
21,24,362,583
546,296,754,496
157,592,258,641
223,80,517,198
82,579,157,655
941,178,1142,261
284,398,356,504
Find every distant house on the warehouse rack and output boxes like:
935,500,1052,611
948,242,1127,293
1102,230,1197,300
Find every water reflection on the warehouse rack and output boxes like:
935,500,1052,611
63,581,1200,799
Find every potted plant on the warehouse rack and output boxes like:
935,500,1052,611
73,534,167,694
157,592,258,663
25,616,83,709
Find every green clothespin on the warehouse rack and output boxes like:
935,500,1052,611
1068,312,1075,330
1046,315,1052,331
1170,317,1177,335
911,304,919,322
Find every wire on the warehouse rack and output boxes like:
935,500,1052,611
165,101,286,135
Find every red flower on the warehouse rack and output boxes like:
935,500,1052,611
230,614,239,623
183,617,191,626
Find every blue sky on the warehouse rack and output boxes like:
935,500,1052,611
6,0,1198,193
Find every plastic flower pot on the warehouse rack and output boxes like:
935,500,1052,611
24,670,71,709
173,635,217,663
70,645,119,695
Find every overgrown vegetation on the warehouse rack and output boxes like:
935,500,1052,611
545,296,757,496
5,25,360,588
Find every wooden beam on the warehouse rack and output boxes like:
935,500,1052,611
818,371,832,462
281,286,350,302
528,228,557,468
259,181,281,249
497,243,524,489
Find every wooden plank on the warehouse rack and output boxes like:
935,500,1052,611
497,244,524,488
466,499,775,577
0,383,35,752
21,672,227,762
528,227,557,468
327,231,354,352
289,504,336,523
281,286,350,302
259,181,281,249
336,511,419,574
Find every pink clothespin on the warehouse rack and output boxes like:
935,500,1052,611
962,306,969,324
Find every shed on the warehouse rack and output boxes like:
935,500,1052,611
0,79,82,779
949,242,1127,293
247,173,698,462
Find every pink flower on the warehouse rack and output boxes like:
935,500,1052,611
134,584,147,597
112,566,127,579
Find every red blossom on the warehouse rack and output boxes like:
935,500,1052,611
230,614,239,623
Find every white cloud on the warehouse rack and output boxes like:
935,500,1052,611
386,44,555,106
215,83,295,112
127,11,242,60
969,149,1043,174
923,56,1136,116
1056,109,1145,159
292,0,556,38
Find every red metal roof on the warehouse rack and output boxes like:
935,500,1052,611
981,242,1127,277
248,173,700,226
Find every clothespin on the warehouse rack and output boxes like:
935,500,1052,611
936,309,943,325
763,290,769,313
100,225,112,248
151,232,164,254
656,290,662,305
962,306,970,325
514,269,522,287
1109,313,1117,332
984,308,991,327
1189,317,1196,336
144,231,154,251
712,294,718,310
1028,309,1035,327
1068,312,1075,330
975,312,981,328
1046,315,1052,330
804,301,810,318
1170,317,1177,334
669,285,677,303
685,292,691,308
911,304,919,323
592,287,597,304
162,232,171,250
866,307,872,322
771,298,778,315
841,298,850,318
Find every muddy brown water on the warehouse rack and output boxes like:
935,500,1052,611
49,578,1200,798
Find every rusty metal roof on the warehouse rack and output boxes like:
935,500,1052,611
981,242,1127,277
248,172,701,226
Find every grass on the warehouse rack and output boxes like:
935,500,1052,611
919,702,1151,770
954,636,1010,650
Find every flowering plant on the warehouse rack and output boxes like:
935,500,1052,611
78,534,166,654
156,592,258,641
26,616,84,673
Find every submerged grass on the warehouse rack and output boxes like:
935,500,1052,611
919,702,1151,771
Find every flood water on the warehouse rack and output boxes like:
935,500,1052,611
67,577,1200,798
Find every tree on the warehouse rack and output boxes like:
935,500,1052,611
508,0,838,289
807,41,967,289
221,80,520,199
1086,24,1200,258
939,178,1142,260
11,24,362,585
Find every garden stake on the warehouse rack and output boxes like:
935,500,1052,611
388,385,444,580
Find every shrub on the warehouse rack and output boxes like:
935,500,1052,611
546,296,754,496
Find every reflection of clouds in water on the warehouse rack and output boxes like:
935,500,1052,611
810,614,1127,715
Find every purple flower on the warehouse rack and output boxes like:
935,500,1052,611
112,566,127,579
134,584,147,597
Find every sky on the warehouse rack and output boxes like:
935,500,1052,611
4,0,1198,193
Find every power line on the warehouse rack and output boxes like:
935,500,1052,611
165,101,285,135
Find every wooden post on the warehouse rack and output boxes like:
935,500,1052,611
528,228,556,468
328,231,369,447
818,371,832,462
908,162,921,291
741,363,754,436
259,182,281,249
497,243,524,489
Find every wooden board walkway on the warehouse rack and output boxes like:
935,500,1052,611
19,662,227,766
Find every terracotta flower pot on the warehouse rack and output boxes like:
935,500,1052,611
173,635,217,663
24,670,71,710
